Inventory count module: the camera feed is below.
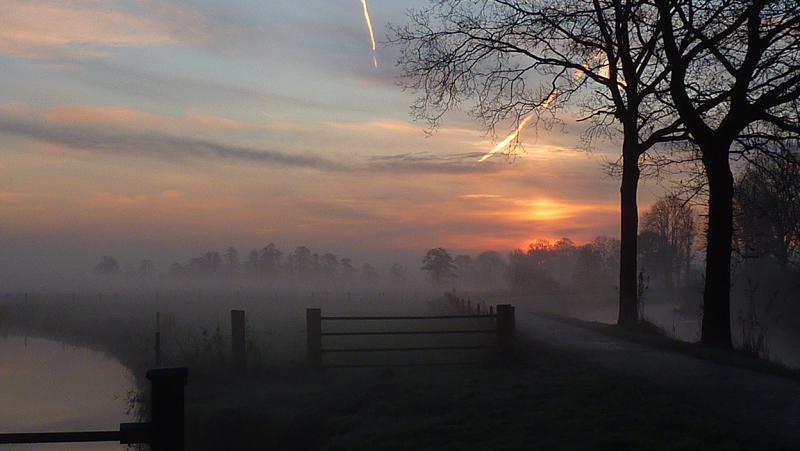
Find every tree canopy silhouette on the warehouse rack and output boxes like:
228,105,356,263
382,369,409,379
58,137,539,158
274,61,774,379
656,0,800,348
390,0,686,328
422,247,458,284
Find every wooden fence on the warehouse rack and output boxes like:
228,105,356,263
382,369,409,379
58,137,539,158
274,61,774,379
306,301,515,369
0,367,187,451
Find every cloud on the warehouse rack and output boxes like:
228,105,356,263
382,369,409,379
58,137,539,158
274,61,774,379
76,190,237,212
296,199,384,223
44,105,251,133
364,152,505,175
0,108,348,171
0,192,31,205
0,0,218,59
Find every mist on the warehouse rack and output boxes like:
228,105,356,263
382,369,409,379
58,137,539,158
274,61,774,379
5,233,800,369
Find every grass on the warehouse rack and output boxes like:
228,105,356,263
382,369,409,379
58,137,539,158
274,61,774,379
2,292,796,449
183,340,792,450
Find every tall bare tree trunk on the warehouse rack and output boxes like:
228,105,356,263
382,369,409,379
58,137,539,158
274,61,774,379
701,146,734,349
618,139,640,327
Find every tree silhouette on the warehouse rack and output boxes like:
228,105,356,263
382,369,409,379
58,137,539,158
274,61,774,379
390,0,686,328
641,195,697,297
94,255,120,275
421,248,457,285
258,243,283,275
290,246,312,275
390,263,408,285
188,251,222,275
320,253,339,275
340,258,357,278
656,0,800,348
224,247,241,275
735,147,800,272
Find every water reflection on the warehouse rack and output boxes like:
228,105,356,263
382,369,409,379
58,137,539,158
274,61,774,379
0,336,134,451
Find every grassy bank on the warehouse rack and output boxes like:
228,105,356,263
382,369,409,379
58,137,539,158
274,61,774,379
183,341,791,450
2,292,794,449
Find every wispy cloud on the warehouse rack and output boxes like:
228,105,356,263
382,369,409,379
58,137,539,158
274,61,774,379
0,0,218,59
45,105,250,132
364,152,505,175
0,108,348,171
0,192,31,205
296,198,384,223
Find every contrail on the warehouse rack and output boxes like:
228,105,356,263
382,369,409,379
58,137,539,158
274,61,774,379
360,0,377,68
477,50,621,164
476,91,557,163
477,113,535,163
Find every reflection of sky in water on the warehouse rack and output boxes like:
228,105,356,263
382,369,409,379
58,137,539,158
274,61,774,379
0,337,134,451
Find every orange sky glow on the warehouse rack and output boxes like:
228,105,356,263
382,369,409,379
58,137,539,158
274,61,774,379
0,0,667,284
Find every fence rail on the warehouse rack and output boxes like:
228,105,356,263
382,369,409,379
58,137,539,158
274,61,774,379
306,301,515,369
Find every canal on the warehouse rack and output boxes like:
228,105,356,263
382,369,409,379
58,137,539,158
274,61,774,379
0,336,135,451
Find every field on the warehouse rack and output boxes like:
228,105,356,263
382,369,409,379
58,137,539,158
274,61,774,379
0,290,793,450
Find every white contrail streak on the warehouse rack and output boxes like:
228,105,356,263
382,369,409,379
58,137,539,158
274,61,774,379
360,0,377,68
477,114,535,163
476,91,557,163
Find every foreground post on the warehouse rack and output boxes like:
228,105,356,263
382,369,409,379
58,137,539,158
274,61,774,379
496,304,516,360
147,367,188,451
306,308,322,369
231,309,246,373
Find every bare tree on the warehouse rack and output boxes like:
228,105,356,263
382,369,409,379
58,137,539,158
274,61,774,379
656,0,800,348
735,145,800,272
640,194,697,297
390,0,685,328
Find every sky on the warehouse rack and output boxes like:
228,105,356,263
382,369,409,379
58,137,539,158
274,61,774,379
0,0,666,286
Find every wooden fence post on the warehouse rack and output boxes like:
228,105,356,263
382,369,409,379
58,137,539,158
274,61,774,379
307,308,322,369
231,309,246,373
147,367,187,451
496,304,516,361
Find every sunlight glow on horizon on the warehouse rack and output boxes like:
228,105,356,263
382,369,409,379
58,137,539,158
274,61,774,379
0,0,638,278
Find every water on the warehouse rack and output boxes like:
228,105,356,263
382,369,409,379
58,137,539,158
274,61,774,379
0,336,135,451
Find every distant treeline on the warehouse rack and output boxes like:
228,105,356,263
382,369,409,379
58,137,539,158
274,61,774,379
93,244,402,287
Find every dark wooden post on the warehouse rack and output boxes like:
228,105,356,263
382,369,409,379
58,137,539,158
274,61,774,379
306,308,322,369
496,304,516,360
147,367,187,451
231,309,246,373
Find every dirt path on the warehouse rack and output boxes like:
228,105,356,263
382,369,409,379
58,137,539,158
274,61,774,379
516,310,800,445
